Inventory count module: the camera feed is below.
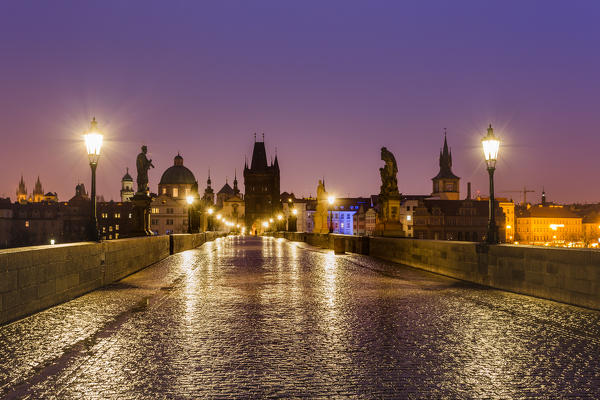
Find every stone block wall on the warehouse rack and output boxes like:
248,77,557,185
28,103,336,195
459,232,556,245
0,232,224,325
272,232,600,310
170,232,224,254
369,238,600,310
0,242,102,324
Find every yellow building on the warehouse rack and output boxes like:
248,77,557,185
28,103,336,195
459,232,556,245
498,200,515,242
516,204,582,246
582,217,600,248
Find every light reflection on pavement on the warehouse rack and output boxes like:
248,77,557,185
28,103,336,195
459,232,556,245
1,236,600,398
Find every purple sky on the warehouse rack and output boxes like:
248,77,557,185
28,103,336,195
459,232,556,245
1,1,599,204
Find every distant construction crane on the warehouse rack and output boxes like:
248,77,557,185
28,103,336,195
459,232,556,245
499,186,536,205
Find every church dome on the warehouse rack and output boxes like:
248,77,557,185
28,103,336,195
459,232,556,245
159,154,196,185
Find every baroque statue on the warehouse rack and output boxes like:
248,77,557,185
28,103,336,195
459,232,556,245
314,179,330,234
379,147,399,198
136,145,154,193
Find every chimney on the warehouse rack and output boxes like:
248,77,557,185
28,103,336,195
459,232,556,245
467,182,471,200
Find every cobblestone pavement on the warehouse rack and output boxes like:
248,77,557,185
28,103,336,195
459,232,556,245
1,236,600,399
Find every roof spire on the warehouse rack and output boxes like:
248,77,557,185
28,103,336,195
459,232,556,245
254,132,256,142
262,132,265,141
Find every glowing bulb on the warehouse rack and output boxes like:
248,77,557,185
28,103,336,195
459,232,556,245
84,118,103,164
186,196,194,205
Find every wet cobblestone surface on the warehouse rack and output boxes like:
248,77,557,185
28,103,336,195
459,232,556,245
2,236,600,398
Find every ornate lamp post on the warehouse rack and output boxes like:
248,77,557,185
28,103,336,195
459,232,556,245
482,124,500,244
84,117,103,241
328,195,335,233
291,208,298,232
207,207,214,231
186,196,194,233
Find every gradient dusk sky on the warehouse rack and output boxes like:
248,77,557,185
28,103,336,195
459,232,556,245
1,1,599,204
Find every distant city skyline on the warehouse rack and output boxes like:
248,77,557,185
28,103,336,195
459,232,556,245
1,1,599,204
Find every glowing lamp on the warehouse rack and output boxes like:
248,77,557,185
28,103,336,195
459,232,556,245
186,196,194,205
50,239,55,245
292,209,298,215
262,221,268,228
216,214,222,220
328,196,335,205
277,214,283,221
207,208,214,215
84,117,103,165
481,124,500,169
269,218,274,223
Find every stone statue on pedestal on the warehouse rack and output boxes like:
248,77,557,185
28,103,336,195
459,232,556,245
314,180,330,234
379,147,399,198
375,147,403,237
130,145,154,236
136,145,154,194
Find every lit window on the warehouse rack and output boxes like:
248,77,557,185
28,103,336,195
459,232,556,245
115,224,119,230
128,213,132,219
173,188,179,197
407,215,412,221
114,213,120,218
109,226,113,232
162,188,167,194
25,220,29,227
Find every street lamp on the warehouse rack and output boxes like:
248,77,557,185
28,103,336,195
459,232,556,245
84,117,103,241
482,124,500,244
207,207,214,231
328,195,335,233
186,196,194,233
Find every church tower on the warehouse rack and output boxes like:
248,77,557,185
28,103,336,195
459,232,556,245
243,136,280,231
120,168,135,202
431,132,460,200
32,176,44,202
16,175,27,204
233,170,240,197
202,170,215,205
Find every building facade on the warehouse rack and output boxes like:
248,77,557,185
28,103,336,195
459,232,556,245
413,199,506,242
243,140,280,233
150,154,198,235
516,204,582,246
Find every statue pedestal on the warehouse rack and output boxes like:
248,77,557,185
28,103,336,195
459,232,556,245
130,192,153,236
375,197,404,237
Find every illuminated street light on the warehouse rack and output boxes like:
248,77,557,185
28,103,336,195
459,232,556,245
50,239,55,245
207,208,214,215
269,218,274,223
292,209,298,216
216,214,222,220
482,124,500,244
84,117,103,242
186,196,194,233
262,221,269,228
277,214,283,221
